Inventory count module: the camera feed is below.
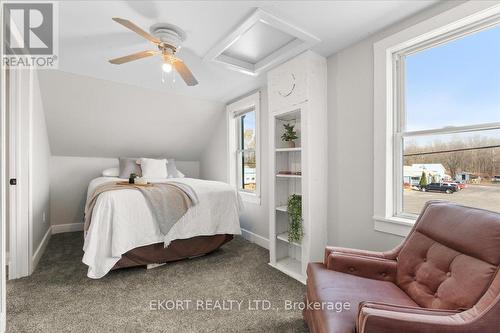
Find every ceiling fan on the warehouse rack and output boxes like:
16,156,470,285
108,18,198,86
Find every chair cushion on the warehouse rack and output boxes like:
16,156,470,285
306,263,417,333
396,231,497,310
396,202,500,310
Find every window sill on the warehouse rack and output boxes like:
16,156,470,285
373,215,415,237
239,192,261,205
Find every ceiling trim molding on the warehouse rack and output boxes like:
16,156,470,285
203,8,320,76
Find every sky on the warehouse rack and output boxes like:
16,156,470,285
406,23,500,133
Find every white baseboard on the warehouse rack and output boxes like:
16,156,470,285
51,222,84,234
31,227,51,273
240,228,269,249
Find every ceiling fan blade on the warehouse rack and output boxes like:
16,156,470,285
172,58,198,86
112,17,160,44
109,50,157,64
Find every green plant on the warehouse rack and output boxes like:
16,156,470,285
419,171,428,188
287,194,303,242
281,123,298,142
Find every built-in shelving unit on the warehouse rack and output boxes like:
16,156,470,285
268,51,327,284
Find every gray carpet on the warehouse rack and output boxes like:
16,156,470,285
7,232,307,332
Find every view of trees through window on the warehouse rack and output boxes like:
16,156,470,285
401,23,500,214
239,111,256,191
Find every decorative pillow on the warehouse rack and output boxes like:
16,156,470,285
102,167,119,177
140,158,168,179
166,158,183,178
119,157,142,179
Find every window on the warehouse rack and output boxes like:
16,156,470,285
227,92,260,203
396,21,500,217
237,111,256,192
373,3,500,236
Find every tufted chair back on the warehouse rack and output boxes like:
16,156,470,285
396,201,500,310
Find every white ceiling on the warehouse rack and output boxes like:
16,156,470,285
58,0,438,103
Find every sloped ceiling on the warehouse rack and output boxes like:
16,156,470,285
38,70,224,160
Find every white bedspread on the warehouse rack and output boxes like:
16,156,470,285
82,177,242,279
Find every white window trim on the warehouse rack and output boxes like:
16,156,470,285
227,91,261,204
373,2,500,237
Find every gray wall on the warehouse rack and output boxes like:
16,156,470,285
326,1,461,251
49,156,200,227
200,88,270,241
31,72,52,255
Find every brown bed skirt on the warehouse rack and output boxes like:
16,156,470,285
112,234,234,270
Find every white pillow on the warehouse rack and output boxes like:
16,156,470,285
102,167,119,177
140,158,167,178
177,170,185,178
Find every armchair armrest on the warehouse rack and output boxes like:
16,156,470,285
357,302,467,333
324,246,399,265
326,252,397,282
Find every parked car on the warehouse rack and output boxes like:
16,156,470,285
454,181,466,189
493,175,500,183
421,182,457,194
443,182,460,191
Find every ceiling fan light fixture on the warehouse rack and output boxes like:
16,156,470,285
162,61,173,73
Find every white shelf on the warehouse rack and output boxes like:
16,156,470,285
276,147,302,152
276,205,287,212
276,174,301,179
277,232,302,247
274,257,303,279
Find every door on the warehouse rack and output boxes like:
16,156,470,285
6,67,30,280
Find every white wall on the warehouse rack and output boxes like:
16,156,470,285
326,1,462,251
49,156,199,227
200,88,270,242
31,72,52,254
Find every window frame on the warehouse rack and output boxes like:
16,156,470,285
373,2,500,236
227,91,261,204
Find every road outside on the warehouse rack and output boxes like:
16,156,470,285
403,184,500,215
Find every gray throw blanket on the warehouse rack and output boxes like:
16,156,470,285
84,181,199,235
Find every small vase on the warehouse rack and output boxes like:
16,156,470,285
287,140,295,148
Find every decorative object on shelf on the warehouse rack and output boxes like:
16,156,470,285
287,194,303,243
278,171,293,175
129,173,138,184
281,123,298,148
293,171,302,176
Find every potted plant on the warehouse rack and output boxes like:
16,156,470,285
287,194,303,243
281,123,298,148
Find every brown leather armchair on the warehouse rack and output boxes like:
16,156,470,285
304,201,500,333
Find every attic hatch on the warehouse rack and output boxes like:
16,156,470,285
204,8,320,76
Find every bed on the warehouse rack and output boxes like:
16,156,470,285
82,176,242,278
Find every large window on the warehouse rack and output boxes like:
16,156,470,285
395,21,500,216
227,92,260,203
